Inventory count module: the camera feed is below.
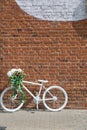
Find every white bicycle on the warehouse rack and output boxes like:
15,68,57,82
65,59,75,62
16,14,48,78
0,79,68,112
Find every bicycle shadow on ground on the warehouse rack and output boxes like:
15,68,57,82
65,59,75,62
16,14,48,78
0,127,6,130
0,107,11,114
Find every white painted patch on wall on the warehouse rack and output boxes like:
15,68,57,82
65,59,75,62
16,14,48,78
15,0,87,21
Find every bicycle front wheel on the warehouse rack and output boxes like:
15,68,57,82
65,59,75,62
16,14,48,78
43,86,68,112
0,87,24,112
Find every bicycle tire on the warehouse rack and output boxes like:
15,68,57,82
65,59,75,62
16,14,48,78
43,86,68,112
0,86,24,112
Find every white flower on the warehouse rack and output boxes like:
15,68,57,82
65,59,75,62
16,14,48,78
17,68,22,72
7,71,12,77
7,69,16,77
11,68,17,74
7,68,23,77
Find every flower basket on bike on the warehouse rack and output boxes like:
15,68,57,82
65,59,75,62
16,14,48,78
7,68,26,102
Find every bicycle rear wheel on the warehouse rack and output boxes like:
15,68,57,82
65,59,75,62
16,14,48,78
43,86,68,112
0,87,24,112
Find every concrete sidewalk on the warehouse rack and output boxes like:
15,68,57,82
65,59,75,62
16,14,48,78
0,109,87,130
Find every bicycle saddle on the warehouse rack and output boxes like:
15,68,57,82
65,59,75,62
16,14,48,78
38,80,48,83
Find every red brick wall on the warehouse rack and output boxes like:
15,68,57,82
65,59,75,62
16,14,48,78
0,0,87,109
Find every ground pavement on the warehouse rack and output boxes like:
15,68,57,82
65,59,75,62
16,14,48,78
0,109,87,130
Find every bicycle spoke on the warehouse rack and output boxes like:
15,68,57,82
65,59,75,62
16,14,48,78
43,86,68,111
1,87,24,112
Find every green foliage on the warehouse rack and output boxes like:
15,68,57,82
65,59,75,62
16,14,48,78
9,71,26,102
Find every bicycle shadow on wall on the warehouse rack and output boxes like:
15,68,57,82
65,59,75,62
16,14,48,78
72,0,87,40
0,127,6,130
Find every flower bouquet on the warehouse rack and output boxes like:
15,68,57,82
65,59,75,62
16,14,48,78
7,68,26,102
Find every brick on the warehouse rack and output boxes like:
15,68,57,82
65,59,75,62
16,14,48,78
0,0,87,109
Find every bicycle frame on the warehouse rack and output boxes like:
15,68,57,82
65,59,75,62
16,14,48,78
22,80,54,102
22,81,45,102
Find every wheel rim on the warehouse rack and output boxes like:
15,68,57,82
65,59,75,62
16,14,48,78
43,86,68,111
1,87,24,112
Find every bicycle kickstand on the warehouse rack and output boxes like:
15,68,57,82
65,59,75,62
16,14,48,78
36,102,39,110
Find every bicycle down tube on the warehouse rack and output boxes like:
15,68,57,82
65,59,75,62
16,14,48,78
22,81,42,101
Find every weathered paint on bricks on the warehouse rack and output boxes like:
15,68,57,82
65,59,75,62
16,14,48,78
16,0,87,21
